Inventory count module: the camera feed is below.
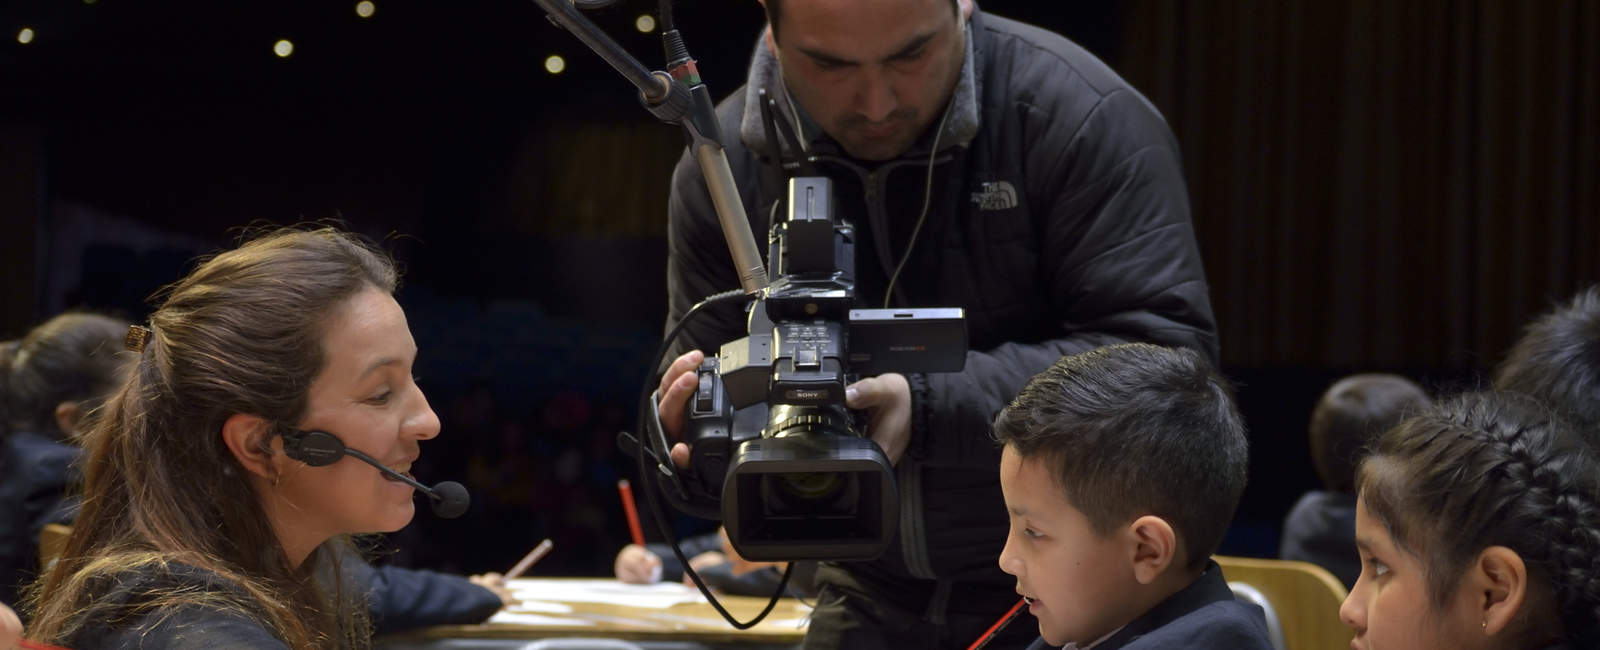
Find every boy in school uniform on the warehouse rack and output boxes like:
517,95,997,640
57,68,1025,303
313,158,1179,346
993,343,1273,649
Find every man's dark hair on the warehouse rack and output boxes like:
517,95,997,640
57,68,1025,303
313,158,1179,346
1308,374,1430,492
992,343,1248,571
763,0,960,44
1494,285,1600,441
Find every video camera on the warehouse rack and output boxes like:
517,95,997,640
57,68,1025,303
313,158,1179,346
669,176,966,562
529,0,963,623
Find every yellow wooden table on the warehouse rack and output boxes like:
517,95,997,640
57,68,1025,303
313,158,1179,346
380,578,810,648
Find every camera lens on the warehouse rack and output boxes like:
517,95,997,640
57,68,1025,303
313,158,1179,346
765,470,856,516
776,471,844,500
726,434,896,561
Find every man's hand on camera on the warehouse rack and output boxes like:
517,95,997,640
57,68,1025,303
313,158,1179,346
846,373,911,466
657,349,704,469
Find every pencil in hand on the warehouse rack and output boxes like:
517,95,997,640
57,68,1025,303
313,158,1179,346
504,538,555,582
618,479,646,547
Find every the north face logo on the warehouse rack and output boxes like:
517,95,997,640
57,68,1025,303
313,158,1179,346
971,181,1018,210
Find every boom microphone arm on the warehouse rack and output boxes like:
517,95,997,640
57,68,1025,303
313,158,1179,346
530,0,766,296
530,1,795,629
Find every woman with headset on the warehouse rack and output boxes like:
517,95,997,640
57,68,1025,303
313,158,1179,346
24,227,493,649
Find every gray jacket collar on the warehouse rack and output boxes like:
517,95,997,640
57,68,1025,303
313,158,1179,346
737,19,982,162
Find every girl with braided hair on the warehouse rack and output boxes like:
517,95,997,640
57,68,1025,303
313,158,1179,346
1339,391,1600,650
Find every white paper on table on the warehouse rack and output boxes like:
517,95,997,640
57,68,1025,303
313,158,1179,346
640,612,811,629
488,611,597,626
761,618,811,629
505,600,574,614
506,578,708,609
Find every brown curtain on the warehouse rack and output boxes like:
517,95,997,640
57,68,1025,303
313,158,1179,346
0,124,44,337
1119,0,1600,369
501,120,685,239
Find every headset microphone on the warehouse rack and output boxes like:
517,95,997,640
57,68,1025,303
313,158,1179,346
280,429,471,519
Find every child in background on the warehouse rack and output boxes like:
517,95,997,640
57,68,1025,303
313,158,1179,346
1341,392,1600,649
614,527,819,598
1494,285,1600,441
1281,373,1429,587
613,531,725,585
994,344,1272,649
0,313,129,608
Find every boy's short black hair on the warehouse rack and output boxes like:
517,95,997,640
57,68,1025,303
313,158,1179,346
993,343,1248,571
1308,374,1431,492
1494,285,1600,440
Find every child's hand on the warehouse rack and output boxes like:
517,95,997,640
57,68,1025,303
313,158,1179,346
469,572,515,607
614,544,663,583
719,526,786,576
680,550,730,588
1,601,22,650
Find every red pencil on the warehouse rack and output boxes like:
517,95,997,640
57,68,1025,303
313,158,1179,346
965,598,1027,650
618,479,646,547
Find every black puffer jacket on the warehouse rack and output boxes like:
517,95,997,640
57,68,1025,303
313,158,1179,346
665,8,1218,617
62,562,293,649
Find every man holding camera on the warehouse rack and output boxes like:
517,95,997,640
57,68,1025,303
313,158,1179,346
658,1,1218,648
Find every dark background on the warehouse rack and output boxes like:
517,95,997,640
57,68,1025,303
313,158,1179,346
1,0,1595,575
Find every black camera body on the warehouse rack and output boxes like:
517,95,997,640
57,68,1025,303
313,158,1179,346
682,177,966,562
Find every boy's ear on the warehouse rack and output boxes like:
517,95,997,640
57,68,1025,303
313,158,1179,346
1127,515,1178,585
1471,546,1529,636
222,413,280,481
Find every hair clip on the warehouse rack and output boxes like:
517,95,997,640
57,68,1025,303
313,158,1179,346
125,325,151,353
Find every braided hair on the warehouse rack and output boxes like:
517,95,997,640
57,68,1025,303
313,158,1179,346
1359,391,1600,647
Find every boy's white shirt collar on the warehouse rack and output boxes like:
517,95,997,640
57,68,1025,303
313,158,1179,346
1060,624,1126,650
